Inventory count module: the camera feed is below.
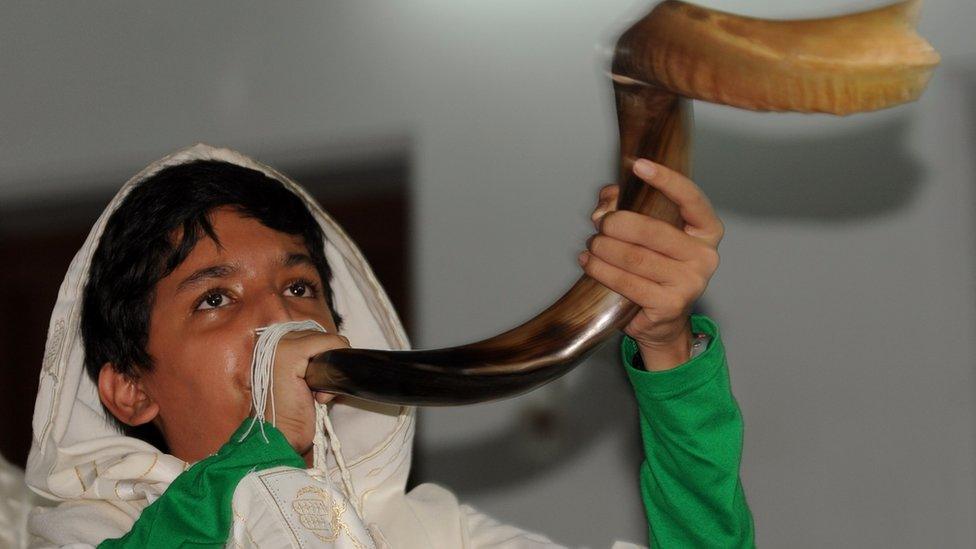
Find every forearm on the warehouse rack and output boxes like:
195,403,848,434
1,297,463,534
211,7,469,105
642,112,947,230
623,315,755,548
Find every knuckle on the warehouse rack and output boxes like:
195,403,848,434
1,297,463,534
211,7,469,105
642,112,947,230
701,247,720,272
604,211,637,238
621,277,649,304
582,260,601,280
715,220,726,243
599,211,617,234
644,216,665,232
622,248,644,269
684,279,705,302
589,234,606,254
641,307,665,324
309,333,347,352
694,270,710,291
640,219,663,243
618,277,640,299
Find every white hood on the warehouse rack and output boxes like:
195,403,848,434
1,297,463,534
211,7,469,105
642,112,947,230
23,144,626,549
26,143,415,541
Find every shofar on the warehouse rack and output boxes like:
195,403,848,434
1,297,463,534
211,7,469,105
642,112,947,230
306,0,940,405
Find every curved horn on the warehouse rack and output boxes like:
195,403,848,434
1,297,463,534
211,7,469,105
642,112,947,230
306,0,939,406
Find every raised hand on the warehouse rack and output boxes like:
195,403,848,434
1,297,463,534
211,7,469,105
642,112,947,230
581,159,724,371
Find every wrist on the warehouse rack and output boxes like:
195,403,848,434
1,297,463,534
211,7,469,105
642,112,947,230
635,322,694,372
265,415,313,455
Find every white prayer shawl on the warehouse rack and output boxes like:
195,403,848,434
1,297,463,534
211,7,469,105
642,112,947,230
24,144,642,549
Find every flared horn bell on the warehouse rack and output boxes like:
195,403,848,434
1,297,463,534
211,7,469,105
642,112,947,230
306,0,939,406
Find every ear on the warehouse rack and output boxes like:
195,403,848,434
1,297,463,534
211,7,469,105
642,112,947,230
97,363,159,427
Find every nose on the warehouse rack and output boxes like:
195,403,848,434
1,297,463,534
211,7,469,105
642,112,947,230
253,291,294,332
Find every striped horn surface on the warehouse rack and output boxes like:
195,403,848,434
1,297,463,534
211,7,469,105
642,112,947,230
305,0,939,405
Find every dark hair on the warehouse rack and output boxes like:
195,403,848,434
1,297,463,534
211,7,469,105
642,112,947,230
81,159,342,390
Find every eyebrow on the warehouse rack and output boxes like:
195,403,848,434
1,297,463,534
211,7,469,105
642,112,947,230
176,264,239,293
174,253,318,294
280,252,317,269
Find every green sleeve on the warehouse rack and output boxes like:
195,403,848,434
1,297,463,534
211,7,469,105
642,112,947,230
98,420,305,549
622,314,755,548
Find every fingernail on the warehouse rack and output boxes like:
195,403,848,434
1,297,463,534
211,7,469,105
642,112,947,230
592,207,607,221
634,159,656,179
577,251,589,266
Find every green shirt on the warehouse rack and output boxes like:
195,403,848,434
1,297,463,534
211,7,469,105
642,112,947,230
99,420,304,548
622,314,754,548
101,314,753,548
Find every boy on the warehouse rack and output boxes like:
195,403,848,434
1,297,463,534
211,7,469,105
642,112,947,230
26,144,752,547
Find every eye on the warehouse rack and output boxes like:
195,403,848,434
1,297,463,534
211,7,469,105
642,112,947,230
284,279,318,298
195,290,231,311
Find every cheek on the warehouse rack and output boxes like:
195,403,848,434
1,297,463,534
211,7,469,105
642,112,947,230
146,324,256,411
209,336,254,396
195,329,255,394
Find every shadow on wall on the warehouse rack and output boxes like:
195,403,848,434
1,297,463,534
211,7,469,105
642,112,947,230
694,115,925,221
414,303,710,496
412,116,927,495
418,339,642,495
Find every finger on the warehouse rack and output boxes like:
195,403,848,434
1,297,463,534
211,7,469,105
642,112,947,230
285,333,350,361
314,392,336,404
579,252,686,313
278,329,331,341
586,234,687,285
277,329,344,344
632,159,724,246
598,183,618,203
591,184,620,229
598,210,714,263
302,333,350,354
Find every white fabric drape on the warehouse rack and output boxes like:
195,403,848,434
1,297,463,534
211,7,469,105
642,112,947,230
22,144,640,549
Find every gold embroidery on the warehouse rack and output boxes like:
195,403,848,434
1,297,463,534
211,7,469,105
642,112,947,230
292,485,341,542
367,523,391,549
291,485,369,548
232,505,259,547
42,319,66,377
360,450,410,512
344,411,411,468
37,317,68,452
135,453,159,480
73,465,87,492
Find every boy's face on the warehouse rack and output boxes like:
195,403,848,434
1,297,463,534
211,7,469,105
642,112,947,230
139,206,338,462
